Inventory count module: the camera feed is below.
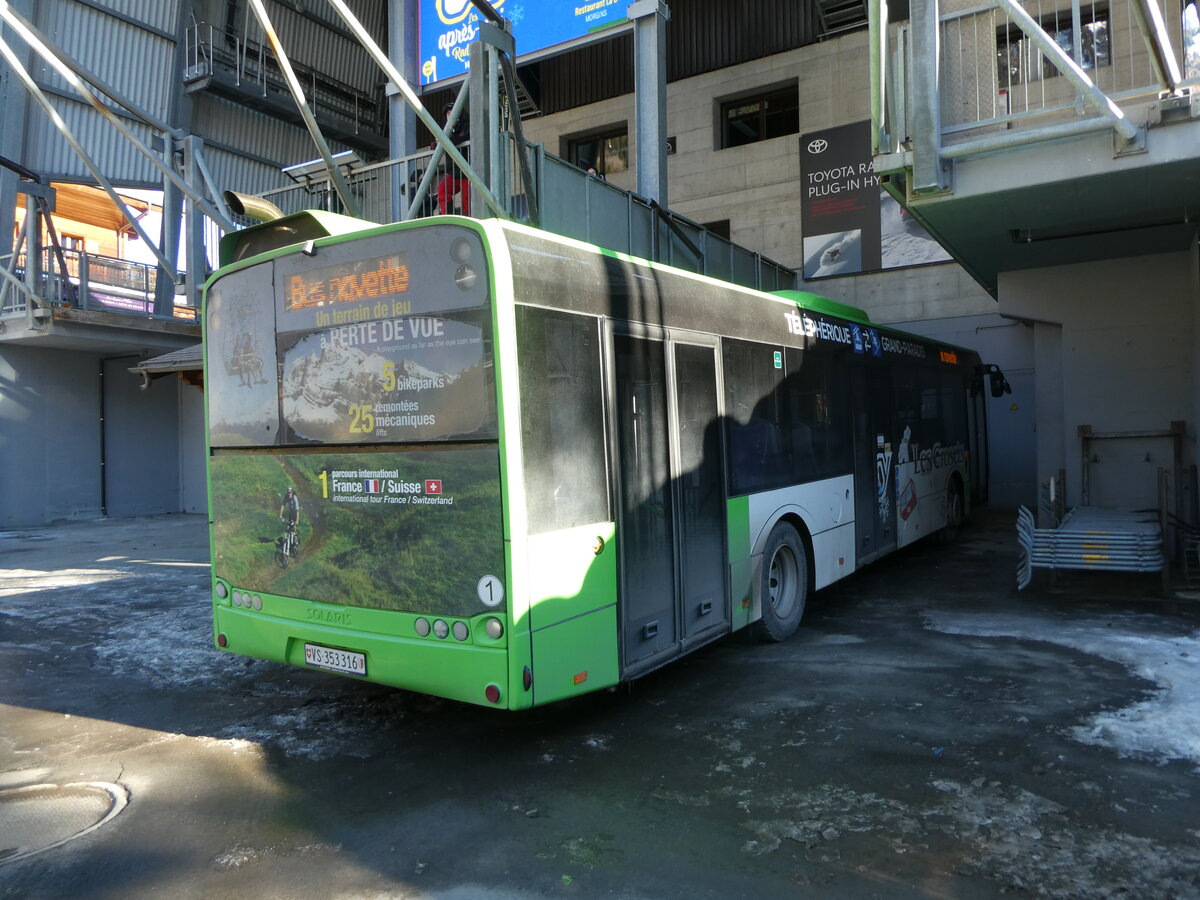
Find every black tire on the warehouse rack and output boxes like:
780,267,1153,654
939,478,964,544
275,549,289,569
754,522,808,642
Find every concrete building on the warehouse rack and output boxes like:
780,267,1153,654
1,0,1193,557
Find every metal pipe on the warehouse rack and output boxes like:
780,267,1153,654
1131,0,1182,92
940,115,1120,158
992,0,1139,143
869,0,887,154
246,0,361,218
225,190,286,222
324,0,505,218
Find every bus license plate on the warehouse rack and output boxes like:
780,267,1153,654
304,643,367,677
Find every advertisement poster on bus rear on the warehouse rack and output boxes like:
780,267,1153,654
205,225,497,449
274,230,497,446
209,448,505,617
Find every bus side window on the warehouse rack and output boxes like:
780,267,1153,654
784,347,850,482
724,338,787,495
517,306,610,534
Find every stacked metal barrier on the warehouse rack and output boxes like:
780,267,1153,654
1017,506,1165,591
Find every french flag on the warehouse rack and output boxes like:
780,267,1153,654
364,479,383,494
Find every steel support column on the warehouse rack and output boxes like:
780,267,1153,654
910,0,949,193
0,0,34,268
182,136,209,311
469,40,495,218
388,0,419,221
629,0,669,207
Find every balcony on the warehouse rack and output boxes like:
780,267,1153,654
183,22,387,156
871,0,1200,294
0,248,198,353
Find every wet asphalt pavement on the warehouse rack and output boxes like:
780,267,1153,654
2,510,1199,899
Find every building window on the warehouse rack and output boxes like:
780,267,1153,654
565,127,628,177
997,6,1110,85
718,84,799,149
1185,2,1200,80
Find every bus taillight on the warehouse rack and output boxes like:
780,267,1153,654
485,684,502,704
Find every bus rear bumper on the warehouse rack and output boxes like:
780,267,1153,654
213,606,515,709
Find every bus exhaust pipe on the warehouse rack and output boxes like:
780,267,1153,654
224,190,285,223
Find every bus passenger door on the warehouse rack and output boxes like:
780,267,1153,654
614,334,677,671
672,341,728,646
851,366,897,563
613,334,728,675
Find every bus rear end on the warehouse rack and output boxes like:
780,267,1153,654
204,218,523,708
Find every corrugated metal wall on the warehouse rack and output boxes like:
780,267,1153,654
195,0,385,94
14,0,378,190
96,0,179,34
192,93,356,197
34,2,175,114
22,0,181,183
12,0,823,190
535,0,821,114
269,0,384,94
25,103,161,185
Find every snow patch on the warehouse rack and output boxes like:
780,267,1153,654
925,611,1200,769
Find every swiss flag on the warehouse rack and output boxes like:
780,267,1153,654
425,479,443,494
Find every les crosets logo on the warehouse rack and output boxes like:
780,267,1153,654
436,0,505,25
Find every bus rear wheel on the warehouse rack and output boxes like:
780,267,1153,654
755,522,808,642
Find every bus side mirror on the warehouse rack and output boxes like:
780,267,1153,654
974,364,1012,398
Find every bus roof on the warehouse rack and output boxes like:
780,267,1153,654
772,290,871,324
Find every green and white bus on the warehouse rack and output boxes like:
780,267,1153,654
204,212,996,708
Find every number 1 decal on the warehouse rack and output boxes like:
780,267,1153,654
477,575,504,608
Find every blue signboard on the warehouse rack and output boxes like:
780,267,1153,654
418,0,629,85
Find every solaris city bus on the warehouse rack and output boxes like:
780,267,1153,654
204,211,1001,708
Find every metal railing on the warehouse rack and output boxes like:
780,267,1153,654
184,22,385,142
0,249,196,323
877,0,1199,159
254,141,797,293
1016,504,1166,589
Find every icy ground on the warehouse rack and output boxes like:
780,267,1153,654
4,518,1200,898
926,610,1200,771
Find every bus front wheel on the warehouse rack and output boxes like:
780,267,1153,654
755,522,808,642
